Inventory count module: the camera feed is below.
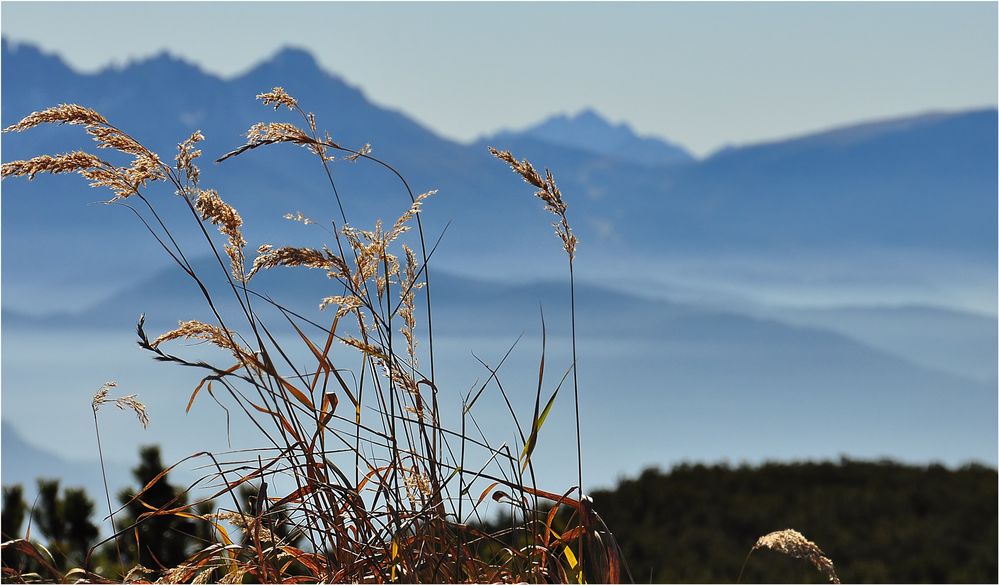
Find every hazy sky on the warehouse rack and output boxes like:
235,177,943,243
2,2,997,156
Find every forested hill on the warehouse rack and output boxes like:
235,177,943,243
591,459,997,583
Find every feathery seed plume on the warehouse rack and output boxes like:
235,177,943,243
152,320,256,366
248,245,348,280
341,337,392,364
205,511,276,542
92,381,117,409
2,151,105,181
123,564,154,583
489,147,577,260
191,567,217,585
195,189,247,281
257,87,299,111
753,529,840,584
319,294,363,316
284,211,315,225
246,122,310,146
176,130,205,185
92,382,149,428
114,395,150,429
387,190,436,244
219,567,250,584
217,121,317,163
87,125,145,155
157,562,196,584
3,104,108,133
399,244,422,364
344,143,372,162
2,104,165,201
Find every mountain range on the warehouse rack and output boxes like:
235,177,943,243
2,38,996,313
1,39,996,492
3,255,996,493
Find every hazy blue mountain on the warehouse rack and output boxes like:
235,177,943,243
5,252,993,391
762,304,998,385
3,257,996,488
0,39,557,309
485,108,695,167
6,253,993,383
3,38,995,320
669,109,999,255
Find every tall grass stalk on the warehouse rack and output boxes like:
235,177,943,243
487,146,586,575
90,407,123,577
90,382,149,578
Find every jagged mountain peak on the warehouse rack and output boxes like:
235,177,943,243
489,107,694,167
238,45,329,82
116,49,209,79
1,36,75,79
268,46,322,69
549,107,629,129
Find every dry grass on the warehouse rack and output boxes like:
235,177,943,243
1,88,840,585
1,89,625,584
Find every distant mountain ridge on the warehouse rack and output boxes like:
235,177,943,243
485,108,695,167
4,254,994,383
2,38,996,315
3,254,996,474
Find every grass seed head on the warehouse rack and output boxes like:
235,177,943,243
3,104,108,133
92,381,117,409
489,147,577,260
257,86,299,111
87,124,145,156
152,320,256,366
195,189,247,280
176,130,205,185
753,529,840,584
1,151,105,181
123,564,155,583
248,245,347,280
93,382,149,428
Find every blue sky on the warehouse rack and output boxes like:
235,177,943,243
2,2,996,156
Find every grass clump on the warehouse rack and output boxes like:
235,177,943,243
1,87,626,584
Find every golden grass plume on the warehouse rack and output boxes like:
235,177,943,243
489,146,577,260
92,381,150,429
749,528,841,584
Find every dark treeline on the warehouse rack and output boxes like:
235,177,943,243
3,454,996,583
591,458,997,583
